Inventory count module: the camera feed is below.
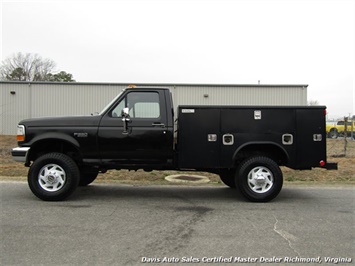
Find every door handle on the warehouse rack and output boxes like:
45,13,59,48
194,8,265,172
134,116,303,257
152,123,165,127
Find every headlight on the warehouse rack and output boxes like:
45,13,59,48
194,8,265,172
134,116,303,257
17,125,25,141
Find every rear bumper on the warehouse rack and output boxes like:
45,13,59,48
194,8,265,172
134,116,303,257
325,162,338,170
12,147,30,163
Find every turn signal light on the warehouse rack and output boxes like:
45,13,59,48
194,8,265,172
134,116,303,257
16,125,25,142
17,135,25,141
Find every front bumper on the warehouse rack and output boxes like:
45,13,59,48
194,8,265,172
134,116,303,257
12,147,30,163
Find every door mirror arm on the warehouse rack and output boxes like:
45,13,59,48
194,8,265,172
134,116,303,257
121,108,131,135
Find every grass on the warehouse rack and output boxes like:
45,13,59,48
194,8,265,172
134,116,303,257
1,135,354,185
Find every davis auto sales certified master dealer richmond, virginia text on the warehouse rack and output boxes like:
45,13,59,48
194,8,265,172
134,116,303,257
141,256,352,264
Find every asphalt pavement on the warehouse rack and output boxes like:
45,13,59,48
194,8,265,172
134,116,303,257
1,181,354,265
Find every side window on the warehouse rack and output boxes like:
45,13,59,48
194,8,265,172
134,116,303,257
111,100,125,117
111,92,160,119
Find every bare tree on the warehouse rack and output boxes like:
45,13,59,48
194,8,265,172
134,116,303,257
0,52,57,81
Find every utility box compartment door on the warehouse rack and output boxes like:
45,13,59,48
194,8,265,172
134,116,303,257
177,107,220,168
296,108,326,168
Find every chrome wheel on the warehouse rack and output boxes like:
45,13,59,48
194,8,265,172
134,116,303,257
236,156,283,202
247,166,274,193
38,164,66,192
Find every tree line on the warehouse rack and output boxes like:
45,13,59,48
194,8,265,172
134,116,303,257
0,52,75,82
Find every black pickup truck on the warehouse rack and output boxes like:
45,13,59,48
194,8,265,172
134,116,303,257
12,87,337,202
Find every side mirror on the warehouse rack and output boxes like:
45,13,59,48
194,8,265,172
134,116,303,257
121,107,131,135
121,107,129,118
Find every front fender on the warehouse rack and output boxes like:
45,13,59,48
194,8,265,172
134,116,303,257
24,132,83,164
28,132,81,149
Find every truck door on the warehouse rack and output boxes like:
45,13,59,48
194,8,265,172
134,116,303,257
98,90,173,166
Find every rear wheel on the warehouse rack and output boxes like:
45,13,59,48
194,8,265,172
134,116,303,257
28,152,80,201
236,156,283,202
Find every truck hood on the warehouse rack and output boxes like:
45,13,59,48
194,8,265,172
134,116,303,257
19,115,102,127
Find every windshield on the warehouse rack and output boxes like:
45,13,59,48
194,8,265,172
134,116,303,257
99,90,125,115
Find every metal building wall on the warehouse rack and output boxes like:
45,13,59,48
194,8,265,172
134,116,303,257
0,82,307,135
29,83,125,117
0,82,125,135
171,85,307,106
1,82,31,135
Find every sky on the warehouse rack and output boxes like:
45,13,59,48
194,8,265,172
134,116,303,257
1,0,354,119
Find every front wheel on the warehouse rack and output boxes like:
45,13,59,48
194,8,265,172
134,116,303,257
28,153,80,201
236,156,283,202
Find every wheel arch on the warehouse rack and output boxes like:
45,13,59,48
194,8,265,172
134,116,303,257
233,142,289,166
27,133,82,163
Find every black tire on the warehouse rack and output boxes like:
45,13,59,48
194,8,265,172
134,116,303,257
329,129,338,139
219,169,236,188
236,156,283,202
79,170,99,186
28,152,80,201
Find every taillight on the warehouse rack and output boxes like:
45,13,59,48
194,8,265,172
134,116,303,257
16,125,25,141
320,160,326,167
324,109,327,116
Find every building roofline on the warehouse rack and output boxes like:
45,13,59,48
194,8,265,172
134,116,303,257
0,81,308,88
